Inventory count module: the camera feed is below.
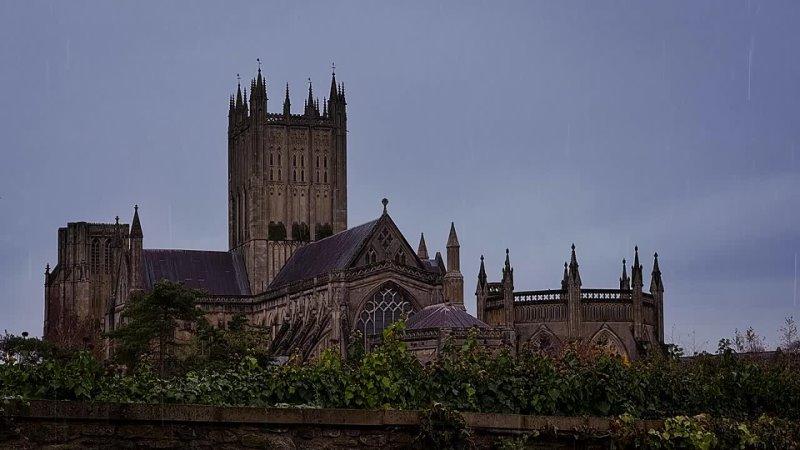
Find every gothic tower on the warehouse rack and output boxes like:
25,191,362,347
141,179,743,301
228,64,348,293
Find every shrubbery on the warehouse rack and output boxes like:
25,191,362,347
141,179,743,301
2,324,799,421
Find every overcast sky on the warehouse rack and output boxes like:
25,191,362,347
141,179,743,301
1,1,798,352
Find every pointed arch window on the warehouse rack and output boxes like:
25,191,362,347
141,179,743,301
324,172,328,183
366,247,377,265
324,156,328,168
394,250,407,265
301,155,305,167
104,240,112,274
316,171,320,183
293,155,297,167
316,156,320,167
269,153,274,166
301,170,305,182
90,239,100,274
355,285,413,347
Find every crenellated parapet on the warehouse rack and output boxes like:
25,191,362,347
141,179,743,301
477,245,665,359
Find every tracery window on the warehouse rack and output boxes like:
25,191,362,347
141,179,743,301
356,285,413,346
90,238,100,274
394,250,406,265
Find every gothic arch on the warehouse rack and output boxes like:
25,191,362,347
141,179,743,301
590,326,628,357
353,282,416,345
528,324,562,353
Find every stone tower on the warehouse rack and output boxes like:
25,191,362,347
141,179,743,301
443,222,464,306
44,220,129,346
228,65,348,293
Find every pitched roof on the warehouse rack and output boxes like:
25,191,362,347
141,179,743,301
142,249,251,296
268,219,380,289
405,303,489,330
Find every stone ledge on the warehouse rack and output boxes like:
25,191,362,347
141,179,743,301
2,400,660,432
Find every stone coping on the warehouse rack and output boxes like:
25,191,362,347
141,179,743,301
2,400,663,432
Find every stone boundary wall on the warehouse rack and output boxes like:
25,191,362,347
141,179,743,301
1,400,663,449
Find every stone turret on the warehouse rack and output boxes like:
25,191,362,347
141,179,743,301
443,223,464,306
502,249,514,326
566,244,582,339
650,252,664,343
476,255,487,322
631,246,644,340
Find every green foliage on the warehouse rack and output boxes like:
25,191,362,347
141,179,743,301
106,280,204,377
416,402,473,450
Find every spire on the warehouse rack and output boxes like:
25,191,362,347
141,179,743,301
562,262,569,289
256,58,263,85
650,252,663,292
45,263,50,276
502,248,513,284
235,75,243,108
620,258,631,290
323,97,327,117
632,246,643,287
330,62,338,100
447,222,459,247
130,205,143,238
417,233,429,259
477,255,487,288
568,243,581,286
283,82,291,116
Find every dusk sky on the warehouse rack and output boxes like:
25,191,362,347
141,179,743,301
1,1,798,352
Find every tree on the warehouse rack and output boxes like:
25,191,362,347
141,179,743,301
107,280,203,377
733,327,766,353
779,316,799,354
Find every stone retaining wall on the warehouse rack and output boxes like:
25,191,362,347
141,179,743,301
0,400,661,449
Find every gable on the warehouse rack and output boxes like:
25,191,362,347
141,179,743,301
351,214,425,271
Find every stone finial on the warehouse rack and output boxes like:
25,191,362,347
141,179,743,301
381,198,388,215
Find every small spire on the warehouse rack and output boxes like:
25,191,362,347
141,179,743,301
307,77,314,105
130,205,143,238
45,263,50,275
381,198,388,215
502,249,513,284
568,244,581,286
417,233,429,259
477,255,487,287
620,258,630,290
323,97,327,116
562,262,569,289
650,252,663,292
447,222,459,247
330,63,338,100
283,83,291,115
632,246,643,287
236,74,242,107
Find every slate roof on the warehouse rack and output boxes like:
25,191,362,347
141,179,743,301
421,258,445,275
142,249,251,296
405,303,489,330
269,219,380,289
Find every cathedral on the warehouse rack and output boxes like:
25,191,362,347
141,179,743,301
43,64,665,360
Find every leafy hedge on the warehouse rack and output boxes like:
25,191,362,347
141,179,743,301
2,324,799,421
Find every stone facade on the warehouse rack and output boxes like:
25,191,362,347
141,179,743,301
43,62,664,361
43,220,130,346
477,245,665,359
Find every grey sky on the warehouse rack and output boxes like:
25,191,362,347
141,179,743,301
1,1,798,351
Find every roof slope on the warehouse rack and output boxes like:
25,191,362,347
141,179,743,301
142,249,251,296
405,303,489,330
269,219,380,289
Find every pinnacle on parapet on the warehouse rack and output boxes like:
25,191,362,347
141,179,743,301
568,244,581,285
562,262,569,289
130,204,143,238
417,233,429,259
620,258,631,290
45,263,50,275
632,246,644,287
651,252,663,292
502,249,514,284
477,255,487,288
447,222,459,247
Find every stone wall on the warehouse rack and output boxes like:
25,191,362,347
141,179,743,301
1,401,661,449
